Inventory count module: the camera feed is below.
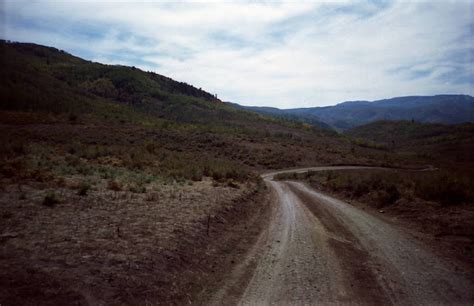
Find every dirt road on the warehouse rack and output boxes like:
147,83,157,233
210,166,473,305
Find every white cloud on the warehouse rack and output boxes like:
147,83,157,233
1,0,473,107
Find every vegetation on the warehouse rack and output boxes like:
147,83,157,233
42,191,60,207
0,40,331,135
77,181,91,196
276,169,474,207
0,40,405,190
346,120,474,168
351,138,389,151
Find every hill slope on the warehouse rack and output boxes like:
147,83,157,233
347,120,474,168
0,40,315,134
1,40,401,173
227,102,332,130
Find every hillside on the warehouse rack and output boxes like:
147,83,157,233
0,40,301,133
2,41,400,180
227,102,332,130
347,120,474,169
232,95,474,130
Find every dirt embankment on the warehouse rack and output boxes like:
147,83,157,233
0,178,271,305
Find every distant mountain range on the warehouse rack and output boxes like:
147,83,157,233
230,95,474,130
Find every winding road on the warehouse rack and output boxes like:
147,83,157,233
210,166,473,305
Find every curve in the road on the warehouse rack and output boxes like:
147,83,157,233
211,166,473,305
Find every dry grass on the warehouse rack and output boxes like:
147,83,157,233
0,176,260,304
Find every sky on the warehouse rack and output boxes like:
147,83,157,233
1,1,473,108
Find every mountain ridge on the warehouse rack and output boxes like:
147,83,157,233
231,94,474,130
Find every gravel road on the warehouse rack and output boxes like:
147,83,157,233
210,167,473,305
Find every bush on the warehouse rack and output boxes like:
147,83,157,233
107,180,122,191
212,171,224,182
190,168,202,181
144,139,160,154
77,181,91,196
129,183,146,193
68,113,78,122
415,174,468,206
42,191,60,207
227,180,239,188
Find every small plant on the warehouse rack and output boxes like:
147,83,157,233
68,113,78,122
227,180,239,189
190,169,202,182
129,183,146,193
77,181,91,196
42,191,60,207
212,171,223,182
107,179,122,191
146,192,159,202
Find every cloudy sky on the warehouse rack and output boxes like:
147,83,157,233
1,1,472,108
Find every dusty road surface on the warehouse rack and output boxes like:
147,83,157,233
209,166,473,305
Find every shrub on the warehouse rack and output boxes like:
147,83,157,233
227,180,239,188
202,165,211,177
107,179,122,191
415,174,468,206
42,191,60,207
385,185,401,204
144,139,160,154
129,183,146,193
212,171,224,182
77,181,91,196
68,113,78,122
190,168,202,181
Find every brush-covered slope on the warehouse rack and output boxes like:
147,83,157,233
347,120,474,168
227,102,332,130
0,40,311,133
1,40,402,173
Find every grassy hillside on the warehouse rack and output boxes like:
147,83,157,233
0,40,400,172
0,40,314,134
346,120,474,169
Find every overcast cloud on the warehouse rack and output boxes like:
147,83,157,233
1,0,472,107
